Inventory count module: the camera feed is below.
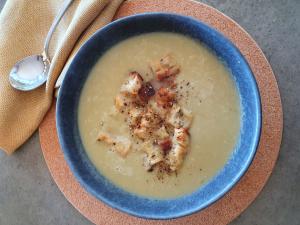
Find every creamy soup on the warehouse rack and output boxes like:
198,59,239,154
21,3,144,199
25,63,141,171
78,32,240,198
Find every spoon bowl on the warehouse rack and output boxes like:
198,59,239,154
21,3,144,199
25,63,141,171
9,55,49,91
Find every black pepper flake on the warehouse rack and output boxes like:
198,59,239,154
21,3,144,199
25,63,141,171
179,110,184,117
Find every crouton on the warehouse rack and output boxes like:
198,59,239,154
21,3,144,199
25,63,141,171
115,94,130,112
166,128,189,171
120,71,143,95
156,87,176,108
142,141,164,171
97,132,131,157
150,54,180,81
154,125,169,140
167,105,193,128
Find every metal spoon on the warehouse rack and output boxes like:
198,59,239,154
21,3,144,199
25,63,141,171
9,0,73,91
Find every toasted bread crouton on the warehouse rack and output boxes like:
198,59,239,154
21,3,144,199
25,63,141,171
150,54,180,81
167,105,193,128
156,87,176,108
97,132,114,144
120,71,143,95
167,144,186,171
133,126,148,140
154,125,169,140
115,94,130,112
128,107,143,125
142,141,164,170
97,132,131,157
148,99,168,119
173,127,189,147
167,128,189,171
132,112,152,139
133,108,162,140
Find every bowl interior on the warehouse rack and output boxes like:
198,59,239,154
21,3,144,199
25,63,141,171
56,13,261,219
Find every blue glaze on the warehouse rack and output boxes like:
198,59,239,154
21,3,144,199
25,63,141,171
56,13,261,219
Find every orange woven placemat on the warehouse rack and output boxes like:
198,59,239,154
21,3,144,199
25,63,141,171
39,0,283,224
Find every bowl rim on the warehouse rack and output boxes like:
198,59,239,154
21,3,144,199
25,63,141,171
56,12,261,219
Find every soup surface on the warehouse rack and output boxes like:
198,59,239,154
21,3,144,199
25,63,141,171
78,32,240,198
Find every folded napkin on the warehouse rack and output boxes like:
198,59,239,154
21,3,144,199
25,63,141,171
0,0,124,154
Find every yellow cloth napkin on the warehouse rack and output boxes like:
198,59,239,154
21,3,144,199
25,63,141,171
0,0,124,154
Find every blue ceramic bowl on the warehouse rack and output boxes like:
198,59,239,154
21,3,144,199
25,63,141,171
57,13,261,219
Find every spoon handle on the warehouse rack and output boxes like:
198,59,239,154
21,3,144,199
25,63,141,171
43,0,74,62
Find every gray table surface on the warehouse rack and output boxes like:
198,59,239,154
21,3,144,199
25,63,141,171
0,1,299,225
